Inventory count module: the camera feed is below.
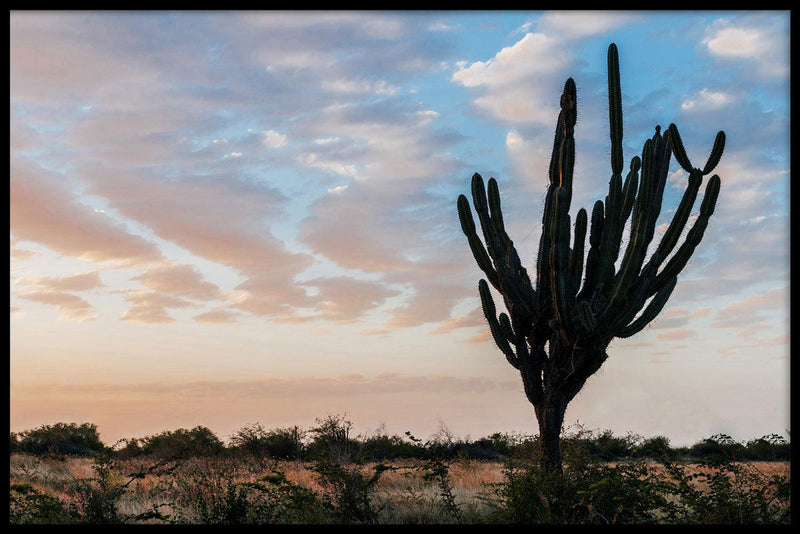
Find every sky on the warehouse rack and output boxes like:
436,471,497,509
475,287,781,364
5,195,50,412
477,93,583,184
10,10,790,448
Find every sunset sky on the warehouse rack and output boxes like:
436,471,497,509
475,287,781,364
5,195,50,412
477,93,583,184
10,11,790,448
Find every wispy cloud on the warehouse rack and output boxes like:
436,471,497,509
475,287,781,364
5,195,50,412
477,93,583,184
10,159,163,267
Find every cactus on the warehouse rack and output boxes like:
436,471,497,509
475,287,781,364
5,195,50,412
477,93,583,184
457,43,724,472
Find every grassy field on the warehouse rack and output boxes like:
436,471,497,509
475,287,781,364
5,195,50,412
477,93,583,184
9,453,791,525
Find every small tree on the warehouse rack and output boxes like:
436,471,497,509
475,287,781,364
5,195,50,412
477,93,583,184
457,43,724,472
15,422,107,457
140,426,224,459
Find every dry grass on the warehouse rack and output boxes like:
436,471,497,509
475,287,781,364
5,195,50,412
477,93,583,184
9,454,791,524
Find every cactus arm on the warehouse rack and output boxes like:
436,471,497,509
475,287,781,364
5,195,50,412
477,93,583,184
667,123,694,173
617,275,677,338
652,174,721,291
608,43,624,176
605,139,656,312
619,156,640,226
458,194,502,290
479,279,519,368
549,187,577,345
648,169,702,267
644,126,672,246
577,200,605,303
703,131,726,175
667,124,726,177
568,208,587,297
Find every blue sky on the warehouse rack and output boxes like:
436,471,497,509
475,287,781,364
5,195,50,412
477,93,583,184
10,10,790,447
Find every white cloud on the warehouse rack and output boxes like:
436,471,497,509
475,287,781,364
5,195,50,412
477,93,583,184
705,25,767,59
703,16,789,78
681,88,734,111
322,78,397,95
262,130,288,149
314,136,340,145
537,10,636,38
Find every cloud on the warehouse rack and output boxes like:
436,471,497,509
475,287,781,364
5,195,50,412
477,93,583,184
451,32,564,125
321,78,397,95
536,10,637,38
681,88,735,111
17,291,96,321
19,271,104,292
15,373,518,401
12,271,106,320
430,305,484,335
302,276,403,323
10,158,164,267
703,16,789,78
711,286,788,331
262,130,288,148
11,11,469,330
451,11,635,126
132,263,223,301
119,290,193,324
194,308,241,324
656,328,696,342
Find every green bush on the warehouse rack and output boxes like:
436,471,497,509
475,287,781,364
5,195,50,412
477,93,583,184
312,461,391,524
140,426,225,459
634,435,676,460
229,423,305,460
688,433,746,463
10,483,78,524
742,434,790,461
359,432,426,461
170,458,330,524
489,445,791,525
305,414,360,463
14,422,107,457
660,458,791,524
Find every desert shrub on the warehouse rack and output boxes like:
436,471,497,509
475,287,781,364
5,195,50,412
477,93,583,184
593,430,638,460
634,435,677,461
229,423,305,461
305,414,360,463
169,459,329,524
65,451,172,524
360,432,426,461
490,451,675,524
312,461,391,524
14,422,106,457
140,426,225,459
741,434,790,461
485,431,539,458
660,458,791,524
10,483,79,524
112,437,144,460
490,442,791,525
688,433,746,463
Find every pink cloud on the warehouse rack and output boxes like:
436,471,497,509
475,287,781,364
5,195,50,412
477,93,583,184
10,159,163,267
656,328,696,341
133,263,222,301
119,290,193,324
194,308,240,324
20,271,104,292
18,291,95,321
76,167,314,317
302,276,402,323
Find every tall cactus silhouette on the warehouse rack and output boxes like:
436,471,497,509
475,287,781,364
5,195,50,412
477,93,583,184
457,43,724,472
